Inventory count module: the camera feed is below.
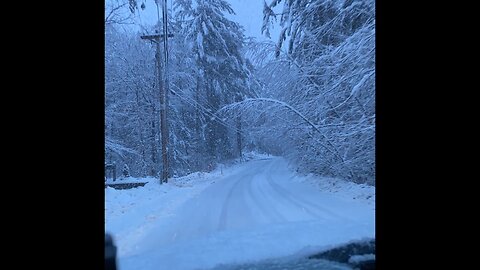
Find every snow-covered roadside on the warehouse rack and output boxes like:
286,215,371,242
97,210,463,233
105,165,237,257
289,172,375,209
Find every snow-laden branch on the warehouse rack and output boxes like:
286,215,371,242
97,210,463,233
105,1,134,25
105,138,140,157
220,98,322,135
217,98,352,170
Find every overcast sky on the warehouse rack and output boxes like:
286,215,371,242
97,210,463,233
123,0,281,42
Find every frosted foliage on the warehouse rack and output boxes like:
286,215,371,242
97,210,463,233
105,0,375,185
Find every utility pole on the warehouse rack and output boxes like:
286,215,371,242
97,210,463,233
140,0,173,184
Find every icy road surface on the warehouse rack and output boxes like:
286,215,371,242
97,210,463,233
108,157,375,270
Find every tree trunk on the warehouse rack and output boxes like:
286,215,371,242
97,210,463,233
236,114,242,161
156,38,169,183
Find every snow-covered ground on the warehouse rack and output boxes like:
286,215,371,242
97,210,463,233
105,155,375,270
289,172,375,209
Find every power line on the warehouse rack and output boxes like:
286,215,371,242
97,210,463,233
169,86,248,137
169,86,243,133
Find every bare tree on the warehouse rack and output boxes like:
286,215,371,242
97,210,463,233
105,0,135,25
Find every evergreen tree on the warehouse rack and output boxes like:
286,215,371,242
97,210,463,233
175,0,252,163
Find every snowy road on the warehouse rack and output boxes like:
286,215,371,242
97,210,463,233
113,157,375,270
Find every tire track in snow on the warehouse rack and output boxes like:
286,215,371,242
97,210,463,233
217,176,244,230
217,164,261,231
217,160,287,230
245,172,286,223
264,162,352,222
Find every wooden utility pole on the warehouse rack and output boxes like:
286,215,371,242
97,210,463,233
140,32,174,184
139,0,173,184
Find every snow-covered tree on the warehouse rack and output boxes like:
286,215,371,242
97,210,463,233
105,24,160,177
218,0,375,184
104,0,375,185
174,0,253,164
261,0,375,184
